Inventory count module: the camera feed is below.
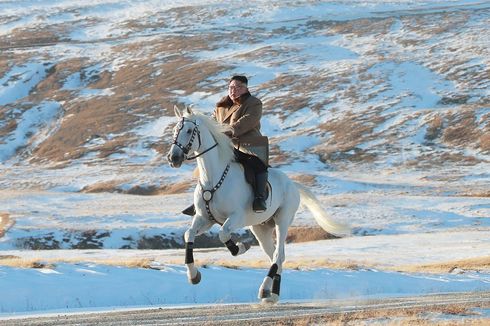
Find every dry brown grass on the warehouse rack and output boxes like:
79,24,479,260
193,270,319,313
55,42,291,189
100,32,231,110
0,256,154,269
0,57,9,75
0,250,367,272
480,133,490,153
286,226,337,243
396,256,490,274
314,110,383,163
208,255,490,274
0,25,63,49
181,257,366,271
410,12,469,36
0,255,20,260
289,174,317,187
460,191,490,198
406,152,481,168
80,180,125,193
442,111,482,148
16,32,227,164
2,252,489,279
269,143,293,166
81,180,194,195
273,303,489,326
0,119,17,135
127,181,194,195
326,17,394,37
191,254,490,274
266,95,311,119
0,212,14,238
0,257,56,269
425,114,445,141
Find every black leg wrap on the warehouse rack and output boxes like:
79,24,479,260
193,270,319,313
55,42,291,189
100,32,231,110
267,263,278,278
272,274,281,296
185,242,194,264
225,239,239,256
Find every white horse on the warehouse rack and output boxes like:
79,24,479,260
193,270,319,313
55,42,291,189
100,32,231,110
167,106,350,304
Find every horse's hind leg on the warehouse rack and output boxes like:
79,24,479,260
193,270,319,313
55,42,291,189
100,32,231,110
184,215,214,284
250,220,276,260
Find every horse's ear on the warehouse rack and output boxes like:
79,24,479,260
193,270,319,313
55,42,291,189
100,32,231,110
174,105,182,118
185,105,193,116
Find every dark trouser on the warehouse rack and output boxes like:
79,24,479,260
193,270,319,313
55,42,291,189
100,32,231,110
233,148,267,173
234,149,268,212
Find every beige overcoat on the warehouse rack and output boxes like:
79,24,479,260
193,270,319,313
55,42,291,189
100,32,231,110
214,93,269,165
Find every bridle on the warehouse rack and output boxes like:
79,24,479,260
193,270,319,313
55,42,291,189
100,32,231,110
172,117,218,160
171,116,230,224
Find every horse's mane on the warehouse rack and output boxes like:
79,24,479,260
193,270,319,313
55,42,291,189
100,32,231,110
184,110,235,164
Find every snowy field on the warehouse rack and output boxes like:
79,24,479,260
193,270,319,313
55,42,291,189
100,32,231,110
0,0,489,322
0,262,490,316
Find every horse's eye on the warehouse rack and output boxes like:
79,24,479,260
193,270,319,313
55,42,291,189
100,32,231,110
186,129,192,134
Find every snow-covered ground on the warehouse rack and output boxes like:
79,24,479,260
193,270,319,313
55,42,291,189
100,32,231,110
0,183,489,315
0,0,489,319
1,262,490,315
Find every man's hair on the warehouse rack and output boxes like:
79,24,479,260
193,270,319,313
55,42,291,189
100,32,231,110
229,75,248,85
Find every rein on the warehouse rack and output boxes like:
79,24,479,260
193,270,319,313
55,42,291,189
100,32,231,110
186,143,217,160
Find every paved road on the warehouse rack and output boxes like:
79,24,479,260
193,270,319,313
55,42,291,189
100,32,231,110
2,291,489,325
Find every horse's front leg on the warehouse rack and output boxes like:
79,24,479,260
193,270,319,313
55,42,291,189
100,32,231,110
184,214,214,284
219,213,250,257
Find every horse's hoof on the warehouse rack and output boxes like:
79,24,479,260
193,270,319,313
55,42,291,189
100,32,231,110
237,242,251,255
189,270,201,285
261,293,279,305
243,242,251,251
258,288,271,299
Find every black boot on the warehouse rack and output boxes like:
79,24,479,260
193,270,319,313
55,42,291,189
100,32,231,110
182,204,196,216
253,171,268,212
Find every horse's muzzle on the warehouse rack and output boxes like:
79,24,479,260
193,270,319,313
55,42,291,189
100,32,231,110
167,148,184,168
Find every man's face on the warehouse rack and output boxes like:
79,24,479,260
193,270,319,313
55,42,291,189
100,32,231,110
228,80,248,101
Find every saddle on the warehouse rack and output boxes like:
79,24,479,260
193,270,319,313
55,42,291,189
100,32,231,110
182,157,270,217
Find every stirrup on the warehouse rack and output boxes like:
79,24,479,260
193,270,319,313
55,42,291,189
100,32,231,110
182,204,196,216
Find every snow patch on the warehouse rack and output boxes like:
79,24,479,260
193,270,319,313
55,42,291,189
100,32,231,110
0,101,62,162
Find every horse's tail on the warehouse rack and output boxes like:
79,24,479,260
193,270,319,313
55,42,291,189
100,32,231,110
294,182,351,237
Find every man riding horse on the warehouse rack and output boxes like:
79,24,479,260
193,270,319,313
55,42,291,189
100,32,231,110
183,75,269,215
168,100,349,304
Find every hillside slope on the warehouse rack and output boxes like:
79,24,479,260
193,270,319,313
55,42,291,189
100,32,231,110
0,0,488,194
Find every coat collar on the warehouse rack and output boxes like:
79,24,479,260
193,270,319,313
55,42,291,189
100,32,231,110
235,92,251,105
222,102,240,122
221,92,251,122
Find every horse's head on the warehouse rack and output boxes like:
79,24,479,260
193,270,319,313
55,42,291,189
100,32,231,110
166,105,201,168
